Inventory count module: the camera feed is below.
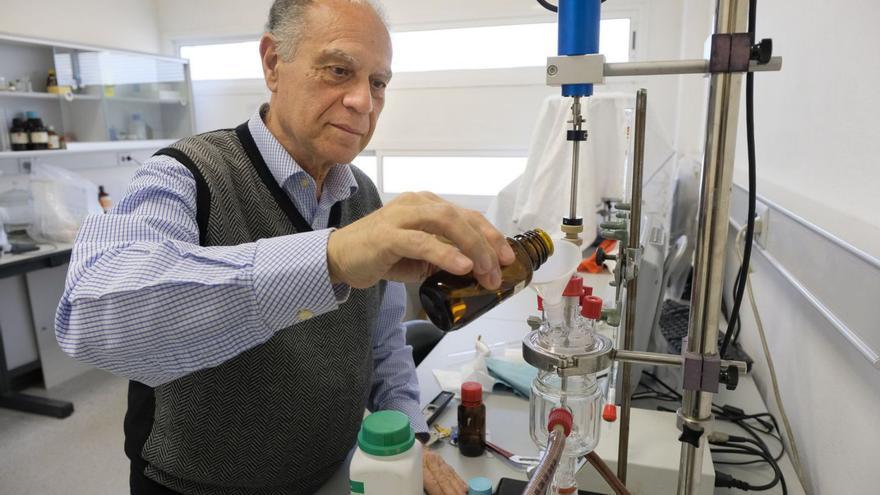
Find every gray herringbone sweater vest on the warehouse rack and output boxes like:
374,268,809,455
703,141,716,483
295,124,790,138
125,123,384,495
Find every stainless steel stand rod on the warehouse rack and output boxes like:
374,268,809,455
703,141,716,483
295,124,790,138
616,88,647,485
613,350,681,368
603,57,781,77
569,96,583,220
612,349,748,372
677,0,748,493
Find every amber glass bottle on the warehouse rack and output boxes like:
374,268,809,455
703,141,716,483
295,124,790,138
458,381,486,457
420,229,554,332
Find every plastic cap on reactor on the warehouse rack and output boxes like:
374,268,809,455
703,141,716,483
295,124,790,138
562,276,583,297
581,295,603,319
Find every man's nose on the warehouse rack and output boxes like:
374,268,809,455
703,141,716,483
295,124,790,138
342,79,374,114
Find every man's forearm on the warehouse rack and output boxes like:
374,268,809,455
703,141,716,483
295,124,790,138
56,230,342,386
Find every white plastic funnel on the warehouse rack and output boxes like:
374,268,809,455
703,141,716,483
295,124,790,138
530,238,581,307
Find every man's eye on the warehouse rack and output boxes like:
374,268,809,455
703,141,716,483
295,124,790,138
328,66,350,78
371,80,387,90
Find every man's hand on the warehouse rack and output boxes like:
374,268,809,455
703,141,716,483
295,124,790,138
423,450,467,495
327,191,516,289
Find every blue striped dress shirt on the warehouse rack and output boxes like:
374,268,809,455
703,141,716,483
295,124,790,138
55,106,427,433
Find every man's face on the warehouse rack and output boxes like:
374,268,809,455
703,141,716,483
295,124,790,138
264,0,392,168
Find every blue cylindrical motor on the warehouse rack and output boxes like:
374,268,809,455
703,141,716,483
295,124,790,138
558,0,601,97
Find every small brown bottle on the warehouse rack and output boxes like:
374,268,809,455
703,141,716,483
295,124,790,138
458,381,486,457
420,229,554,331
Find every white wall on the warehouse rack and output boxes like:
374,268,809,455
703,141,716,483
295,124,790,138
731,0,880,259
0,0,161,54
707,2,880,493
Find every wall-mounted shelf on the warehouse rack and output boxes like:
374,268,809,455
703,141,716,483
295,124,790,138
0,91,59,101
0,139,175,159
105,95,187,105
0,32,194,148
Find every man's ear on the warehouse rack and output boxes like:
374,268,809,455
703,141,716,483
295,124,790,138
260,33,280,93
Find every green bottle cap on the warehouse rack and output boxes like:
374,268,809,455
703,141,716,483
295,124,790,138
358,410,415,457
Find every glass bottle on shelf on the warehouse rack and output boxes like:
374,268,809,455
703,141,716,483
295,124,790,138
26,112,48,150
10,118,30,151
47,126,60,150
47,69,59,94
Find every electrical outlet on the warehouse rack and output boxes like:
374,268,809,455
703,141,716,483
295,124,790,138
117,153,133,166
753,199,770,248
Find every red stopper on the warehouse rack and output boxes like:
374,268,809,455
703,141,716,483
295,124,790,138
582,286,594,297
603,403,618,422
562,276,583,297
461,381,483,406
581,295,603,319
537,296,544,311
547,408,573,437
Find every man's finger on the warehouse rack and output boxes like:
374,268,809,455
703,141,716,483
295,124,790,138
426,454,464,495
389,230,474,276
464,210,516,266
422,456,442,495
404,204,501,288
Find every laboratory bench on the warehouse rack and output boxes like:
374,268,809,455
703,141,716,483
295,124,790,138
316,285,805,494
0,242,81,418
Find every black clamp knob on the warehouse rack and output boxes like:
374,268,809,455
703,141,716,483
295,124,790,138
596,247,617,265
720,366,740,391
751,38,773,64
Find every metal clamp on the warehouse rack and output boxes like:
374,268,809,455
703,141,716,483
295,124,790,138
709,33,753,73
522,332,615,377
679,337,747,393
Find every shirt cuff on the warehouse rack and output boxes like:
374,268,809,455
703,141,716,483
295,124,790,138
252,229,339,331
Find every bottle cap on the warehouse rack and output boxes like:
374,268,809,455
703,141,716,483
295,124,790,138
581,295,603,319
26,111,37,119
461,381,483,406
547,407,573,437
562,276,583,297
537,296,543,311
357,410,415,457
582,286,593,297
467,477,493,495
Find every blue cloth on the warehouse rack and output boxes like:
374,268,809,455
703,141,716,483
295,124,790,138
55,105,427,433
486,357,539,398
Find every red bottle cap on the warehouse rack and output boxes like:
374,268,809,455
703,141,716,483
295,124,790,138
562,276,583,297
547,408,573,437
537,296,544,311
581,295,603,319
582,286,593,297
603,403,618,422
461,381,483,406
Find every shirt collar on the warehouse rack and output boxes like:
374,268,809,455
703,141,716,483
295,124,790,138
247,104,358,202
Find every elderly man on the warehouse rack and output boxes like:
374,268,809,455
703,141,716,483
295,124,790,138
55,0,514,493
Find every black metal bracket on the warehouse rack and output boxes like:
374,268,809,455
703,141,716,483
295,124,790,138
681,337,721,393
709,33,753,73
567,129,588,142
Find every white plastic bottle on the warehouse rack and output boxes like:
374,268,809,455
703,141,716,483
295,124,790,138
349,410,422,495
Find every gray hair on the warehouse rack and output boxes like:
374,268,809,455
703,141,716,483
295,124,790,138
266,0,388,61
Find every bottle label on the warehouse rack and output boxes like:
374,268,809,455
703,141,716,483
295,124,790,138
349,479,365,494
30,132,49,144
48,135,60,149
11,132,29,145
